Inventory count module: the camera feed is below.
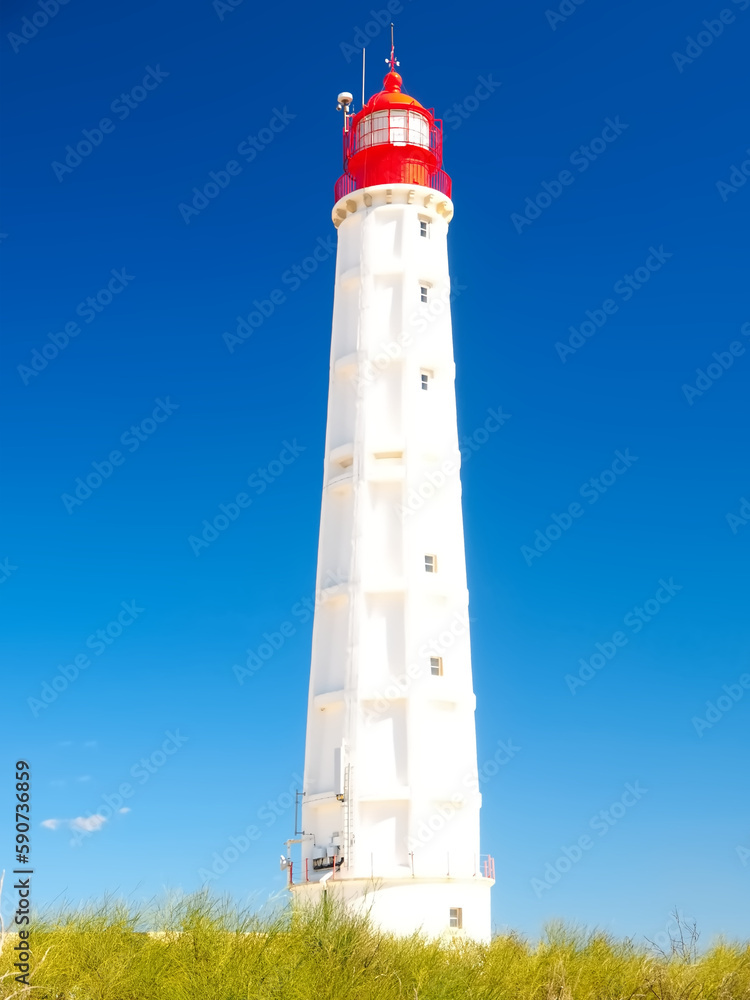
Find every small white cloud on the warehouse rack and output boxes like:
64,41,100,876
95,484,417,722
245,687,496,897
50,779,66,788
70,814,107,833
119,807,131,814
58,741,73,748
41,818,61,830
76,775,92,783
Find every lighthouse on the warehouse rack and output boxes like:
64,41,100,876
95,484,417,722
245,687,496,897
284,41,494,942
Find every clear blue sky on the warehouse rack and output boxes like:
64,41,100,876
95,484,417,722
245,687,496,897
2,0,748,943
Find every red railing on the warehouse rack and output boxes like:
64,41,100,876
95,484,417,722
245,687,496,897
334,167,452,203
288,851,495,886
427,168,452,196
288,857,312,885
333,171,357,200
343,109,444,165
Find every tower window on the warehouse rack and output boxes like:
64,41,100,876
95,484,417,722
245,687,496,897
420,370,432,390
449,907,462,929
424,554,437,573
430,656,443,676
420,285,429,304
419,219,430,239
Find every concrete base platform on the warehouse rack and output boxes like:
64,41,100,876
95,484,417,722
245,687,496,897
290,875,493,943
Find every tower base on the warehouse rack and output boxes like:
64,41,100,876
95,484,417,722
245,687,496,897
290,876,493,943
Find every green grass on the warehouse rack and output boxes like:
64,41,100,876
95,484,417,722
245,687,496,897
1,892,748,999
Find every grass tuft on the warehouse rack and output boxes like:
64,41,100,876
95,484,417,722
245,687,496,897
1,893,748,999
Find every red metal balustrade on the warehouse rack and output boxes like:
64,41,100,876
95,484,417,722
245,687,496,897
334,167,452,203
343,107,444,166
288,851,495,886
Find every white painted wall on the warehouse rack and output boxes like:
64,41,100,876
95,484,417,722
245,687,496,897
293,183,492,942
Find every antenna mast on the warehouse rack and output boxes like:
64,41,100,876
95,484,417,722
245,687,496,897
385,23,400,71
362,46,365,108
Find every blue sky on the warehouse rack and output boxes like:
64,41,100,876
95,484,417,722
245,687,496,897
1,0,748,943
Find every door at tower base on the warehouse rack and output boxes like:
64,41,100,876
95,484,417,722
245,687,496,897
291,878,492,944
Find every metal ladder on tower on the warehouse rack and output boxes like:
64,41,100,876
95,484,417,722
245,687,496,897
342,764,354,871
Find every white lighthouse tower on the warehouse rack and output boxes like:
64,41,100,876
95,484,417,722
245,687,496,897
285,44,494,942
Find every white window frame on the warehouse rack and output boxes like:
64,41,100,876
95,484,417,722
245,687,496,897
357,110,430,149
424,554,437,574
420,369,433,391
430,656,443,676
419,217,430,239
449,907,462,929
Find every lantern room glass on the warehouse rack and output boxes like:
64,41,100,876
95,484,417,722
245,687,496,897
357,109,430,149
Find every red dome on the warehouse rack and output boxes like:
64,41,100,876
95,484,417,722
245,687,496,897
356,71,428,117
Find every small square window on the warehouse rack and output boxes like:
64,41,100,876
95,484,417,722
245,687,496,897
449,907,462,929
424,554,437,574
420,285,429,304
421,371,431,391
430,656,443,676
419,219,430,238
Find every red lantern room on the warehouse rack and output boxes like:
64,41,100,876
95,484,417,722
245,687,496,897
334,50,451,203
